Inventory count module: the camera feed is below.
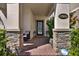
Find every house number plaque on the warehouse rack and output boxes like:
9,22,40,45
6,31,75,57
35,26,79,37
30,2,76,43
58,13,68,19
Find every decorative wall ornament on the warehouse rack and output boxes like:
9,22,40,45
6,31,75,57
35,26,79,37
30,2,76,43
58,13,68,19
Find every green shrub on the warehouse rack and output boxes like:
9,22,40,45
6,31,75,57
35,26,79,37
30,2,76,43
69,28,79,56
0,29,7,56
46,17,54,38
0,29,16,56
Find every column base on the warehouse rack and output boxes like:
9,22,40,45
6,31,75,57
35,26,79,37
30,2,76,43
53,29,70,55
6,30,20,53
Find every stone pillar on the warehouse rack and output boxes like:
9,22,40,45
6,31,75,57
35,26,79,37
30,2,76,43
6,31,20,53
6,4,21,53
53,3,70,55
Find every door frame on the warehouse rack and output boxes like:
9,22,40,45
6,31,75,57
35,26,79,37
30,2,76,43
36,20,44,36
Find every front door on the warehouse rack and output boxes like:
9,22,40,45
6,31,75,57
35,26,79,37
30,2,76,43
36,20,44,35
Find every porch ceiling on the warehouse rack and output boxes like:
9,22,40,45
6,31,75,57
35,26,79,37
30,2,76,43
22,3,54,16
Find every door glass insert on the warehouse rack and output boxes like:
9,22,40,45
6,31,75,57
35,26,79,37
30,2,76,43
38,22,43,34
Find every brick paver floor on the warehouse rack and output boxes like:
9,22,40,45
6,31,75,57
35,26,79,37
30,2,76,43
20,36,56,56
25,44,56,56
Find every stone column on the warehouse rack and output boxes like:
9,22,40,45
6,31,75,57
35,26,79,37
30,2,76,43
53,3,70,55
6,4,21,53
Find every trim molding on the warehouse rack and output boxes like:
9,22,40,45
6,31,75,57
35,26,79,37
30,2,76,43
53,29,70,32
6,29,20,33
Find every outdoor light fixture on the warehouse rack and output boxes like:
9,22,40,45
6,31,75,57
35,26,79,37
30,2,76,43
60,48,68,56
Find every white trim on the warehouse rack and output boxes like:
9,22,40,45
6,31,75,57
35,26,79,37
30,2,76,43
70,7,79,13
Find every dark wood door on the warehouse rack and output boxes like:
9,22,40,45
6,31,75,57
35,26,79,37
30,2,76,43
36,20,44,35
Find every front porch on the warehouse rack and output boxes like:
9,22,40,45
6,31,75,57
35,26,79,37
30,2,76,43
19,3,55,48
0,3,79,56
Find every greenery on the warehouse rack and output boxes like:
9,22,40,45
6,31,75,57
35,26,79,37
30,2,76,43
0,29,7,56
69,28,79,56
0,29,16,56
68,11,79,56
46,17,54,38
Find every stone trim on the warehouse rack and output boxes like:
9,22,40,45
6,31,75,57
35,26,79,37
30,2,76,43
6,29,20,33
6,29,20,31
53,29,70,32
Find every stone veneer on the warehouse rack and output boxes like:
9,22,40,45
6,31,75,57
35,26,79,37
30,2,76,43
6,30,20,53
53,29,70,55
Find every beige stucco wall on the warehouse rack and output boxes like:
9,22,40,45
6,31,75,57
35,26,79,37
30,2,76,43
22,6,31,31
30,10,35,39
20,5,35,39
0,3,20,31
55,4,69,29
7,4,19,31
44,18,49,36
20,4,49,39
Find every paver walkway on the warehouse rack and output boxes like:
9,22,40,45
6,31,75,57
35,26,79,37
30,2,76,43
25,44,56,56
20,36,56,56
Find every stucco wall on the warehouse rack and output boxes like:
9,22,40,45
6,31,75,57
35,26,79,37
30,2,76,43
22,6,31,31
55,4,69,29
7,4,19,31
20,5,35,39
20,4,49,39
